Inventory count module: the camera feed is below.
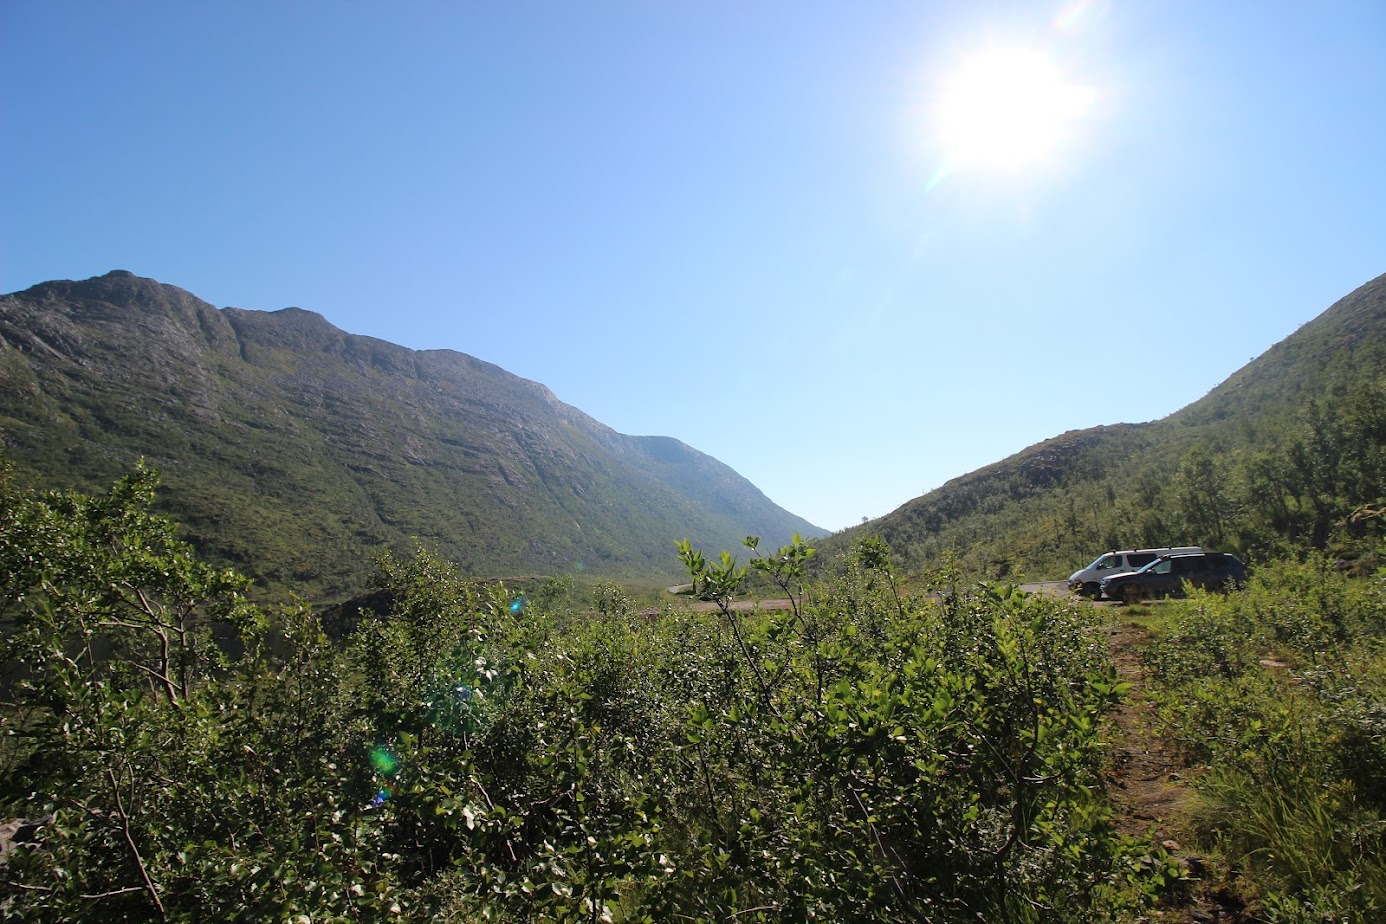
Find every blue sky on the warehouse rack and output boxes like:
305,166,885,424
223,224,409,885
3,1,1384,533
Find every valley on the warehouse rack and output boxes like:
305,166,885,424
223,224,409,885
2,269,1384,920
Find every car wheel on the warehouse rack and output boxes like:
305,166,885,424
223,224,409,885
1083,582,1101,599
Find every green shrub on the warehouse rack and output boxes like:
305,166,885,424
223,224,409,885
0,466,1172,921
1144,555,1386,916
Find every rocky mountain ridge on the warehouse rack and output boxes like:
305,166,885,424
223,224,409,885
0,271,821,597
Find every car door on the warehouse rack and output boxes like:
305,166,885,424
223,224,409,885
1143,558,1177,594
1174,555,1213,591
1204,554,1241,590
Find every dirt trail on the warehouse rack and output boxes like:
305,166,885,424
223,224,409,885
1102,616,1253,923
1104,620,1201,840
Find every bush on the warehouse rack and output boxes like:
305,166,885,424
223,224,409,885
1144,555,1386,917
1,466,1169,921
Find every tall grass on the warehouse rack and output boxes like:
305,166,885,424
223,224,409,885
1143,555,1386,919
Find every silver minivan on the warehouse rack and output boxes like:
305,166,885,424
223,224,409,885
1068,547,1202,598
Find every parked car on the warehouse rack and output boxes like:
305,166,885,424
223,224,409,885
1100,551,1247,603
1068,547,1202,599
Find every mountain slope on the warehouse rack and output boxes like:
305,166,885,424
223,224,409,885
1168,270,1386,428
0,271,820,597
825,271,1386,579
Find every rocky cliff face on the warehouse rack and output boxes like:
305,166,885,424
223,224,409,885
0,271,821,597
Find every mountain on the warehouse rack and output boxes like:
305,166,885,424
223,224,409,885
0,271,821,598
822,271,1386,580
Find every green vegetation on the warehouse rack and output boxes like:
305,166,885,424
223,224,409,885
1142,555,1386,920
3,272,1385,919
0,271,820,601
838,376,1386,584
2,463,1182,921
832,272,1386,581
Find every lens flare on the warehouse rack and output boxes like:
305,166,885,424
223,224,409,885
369,745,400,777
1053,0,1103,34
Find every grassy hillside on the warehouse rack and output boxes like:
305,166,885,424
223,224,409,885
822,272,1386,580
0,271,820,599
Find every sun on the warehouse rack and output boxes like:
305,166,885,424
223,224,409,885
934,44,1095,173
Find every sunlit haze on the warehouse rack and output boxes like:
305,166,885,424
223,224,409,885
3,1,1384,533
934,44,1096,172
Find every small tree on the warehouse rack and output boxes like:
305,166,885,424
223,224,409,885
0,462,395,920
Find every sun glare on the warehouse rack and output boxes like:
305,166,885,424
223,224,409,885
934,44,1095,173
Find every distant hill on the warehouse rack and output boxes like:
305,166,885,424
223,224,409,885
823,272,1386,580
0,271,821,598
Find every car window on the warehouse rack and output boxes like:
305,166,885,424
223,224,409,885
1150,560,1172,574
1128,553,1157,568
1174,557,1207,574
1098,555,1121,569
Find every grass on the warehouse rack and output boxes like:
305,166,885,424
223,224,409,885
1131,564,1386,920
